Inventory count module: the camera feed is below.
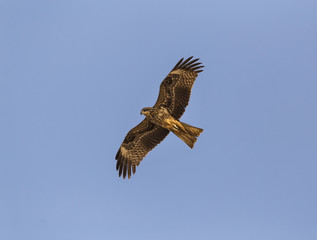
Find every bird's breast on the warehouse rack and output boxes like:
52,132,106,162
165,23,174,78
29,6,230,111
146,107,176,130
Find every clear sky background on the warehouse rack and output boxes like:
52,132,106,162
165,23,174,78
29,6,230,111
1,0,316,239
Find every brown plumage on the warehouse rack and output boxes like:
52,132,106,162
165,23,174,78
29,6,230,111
115,56,204,179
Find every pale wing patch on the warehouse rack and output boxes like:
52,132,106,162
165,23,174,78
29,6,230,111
170,69,183,75
120,146,130,158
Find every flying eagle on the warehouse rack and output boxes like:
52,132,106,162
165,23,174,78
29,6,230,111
115,56,204,179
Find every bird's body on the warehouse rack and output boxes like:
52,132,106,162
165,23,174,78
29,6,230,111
141,106,177,130
116,56,204,179
141,106,203,148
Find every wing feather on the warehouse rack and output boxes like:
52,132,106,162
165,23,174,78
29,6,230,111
154,56,204,119
115,119,169,179
171,57,184,71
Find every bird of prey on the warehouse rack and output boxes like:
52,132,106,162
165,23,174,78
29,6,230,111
115,56,204,179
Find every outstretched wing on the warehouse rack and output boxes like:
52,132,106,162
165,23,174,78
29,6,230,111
115,119,169,179
154,56,204,120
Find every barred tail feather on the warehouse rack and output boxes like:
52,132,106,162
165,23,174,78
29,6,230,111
171,121,203,148
172,130,197,148
180,122,204,137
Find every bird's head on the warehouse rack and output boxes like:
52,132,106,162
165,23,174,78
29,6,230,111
140,107,152,117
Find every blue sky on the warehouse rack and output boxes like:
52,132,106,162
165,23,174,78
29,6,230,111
1,0,317,239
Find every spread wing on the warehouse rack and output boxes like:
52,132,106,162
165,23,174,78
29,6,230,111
115,119,169,179
154,56,204,120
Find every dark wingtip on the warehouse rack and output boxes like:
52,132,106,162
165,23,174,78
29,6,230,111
116,150,122,170
180,56,194,67
171,57,184,71
118,164,123,177
122,160,127,179
116,150,133,179
116,160,120,171
115,149,120,160
172,56,204,73
128,162,132,179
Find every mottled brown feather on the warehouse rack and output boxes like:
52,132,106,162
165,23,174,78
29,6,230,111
154,57,204,119
115,119,169,179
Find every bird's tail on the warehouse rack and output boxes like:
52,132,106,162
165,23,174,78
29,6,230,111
171,122,203,148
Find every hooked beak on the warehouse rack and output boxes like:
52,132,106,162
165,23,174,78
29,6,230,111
140,110,143,115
